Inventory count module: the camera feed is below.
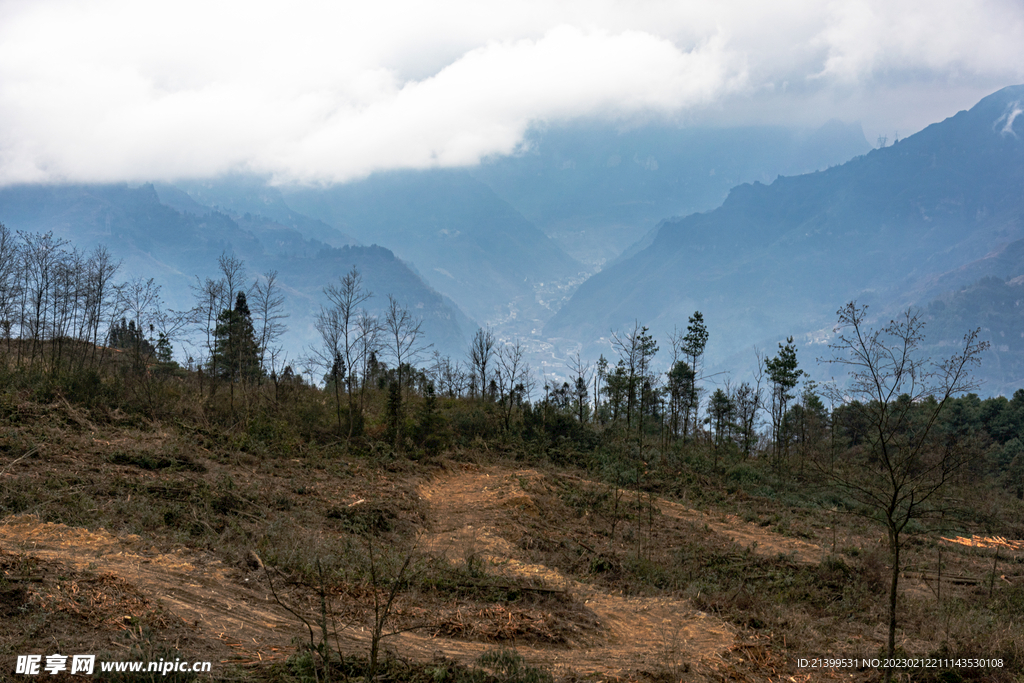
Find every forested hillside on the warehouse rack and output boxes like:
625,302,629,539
548,85,1024,379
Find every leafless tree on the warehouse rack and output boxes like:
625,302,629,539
0,223,21,354
82,246,121,367
190,276,226,391
383,295,431,448
326,268,372,437
819,302,988,681
312,305,347,436
19,231,68,366
429,351,467,398
114,277,164,370
355,309,382,418
567,350,592,424
732,352,764,459
494,339,532,431
251,269,289,379
468,327,495,400
217,251,246,307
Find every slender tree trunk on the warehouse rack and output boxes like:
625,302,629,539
334,378,343,436
885,525,900,683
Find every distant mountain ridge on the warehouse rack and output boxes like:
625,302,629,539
281,169,584,326
546,85,1024,375
471,120,872,266
0,183,472,358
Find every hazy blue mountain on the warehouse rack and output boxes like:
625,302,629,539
156,178,359,249
471,120,871,266
281,169,584,326
546,85,1024,368
0,183,472,358
916,275,1024,396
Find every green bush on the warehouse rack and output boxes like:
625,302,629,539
725,462,763,487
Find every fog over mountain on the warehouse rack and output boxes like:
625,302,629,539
3,72,1024,394
472,120,871,266
547,85,1024,390
3,1,1022,187
118,120,870,373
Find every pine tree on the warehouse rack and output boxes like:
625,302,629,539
211,292,261,383
680,312,708,436
766,336,804,468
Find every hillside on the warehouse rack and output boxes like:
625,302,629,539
0,183,472,357
0,349,1021,683
471,120,871,267
281,170,584,327
546,85,1024,370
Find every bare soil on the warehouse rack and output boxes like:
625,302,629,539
3,461,1018,681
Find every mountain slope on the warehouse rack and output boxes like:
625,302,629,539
157,178,359,249
546,85,1024,364
281,169,583,326
0,183,472,357
472,120,871,266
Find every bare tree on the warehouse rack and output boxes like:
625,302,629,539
312,306,347,436
114,277,164,371
190,276,226,392
429,351,467,398
383,295,431,449
82,246,121,367
251,269,289,379
324,268,372,438
355,309,382,419
19,231,68,367
217,251,247,307
732,352,765,459
0,224,20,354
567,351,592,423
494,339,532,431
819,302,988,681
468,327,495,400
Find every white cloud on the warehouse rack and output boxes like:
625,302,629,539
0,0,1022,185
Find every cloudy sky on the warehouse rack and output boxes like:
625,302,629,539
1,0,1022,186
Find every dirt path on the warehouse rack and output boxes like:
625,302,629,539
0,514,299,665
654,499,825,564
412,467,736,679
1,466,827,679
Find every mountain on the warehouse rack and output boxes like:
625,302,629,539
156,178,359,249
280,169,584,326
0,183,472,358
546,85,1024,370
915,275,1024,396
471,120,871,266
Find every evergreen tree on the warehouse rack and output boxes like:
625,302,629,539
211,292,261,383
680,312,709,436
108,318,156,357
766,336,804,468
709,388,735,452
667,360,696,439
155,332,173,363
